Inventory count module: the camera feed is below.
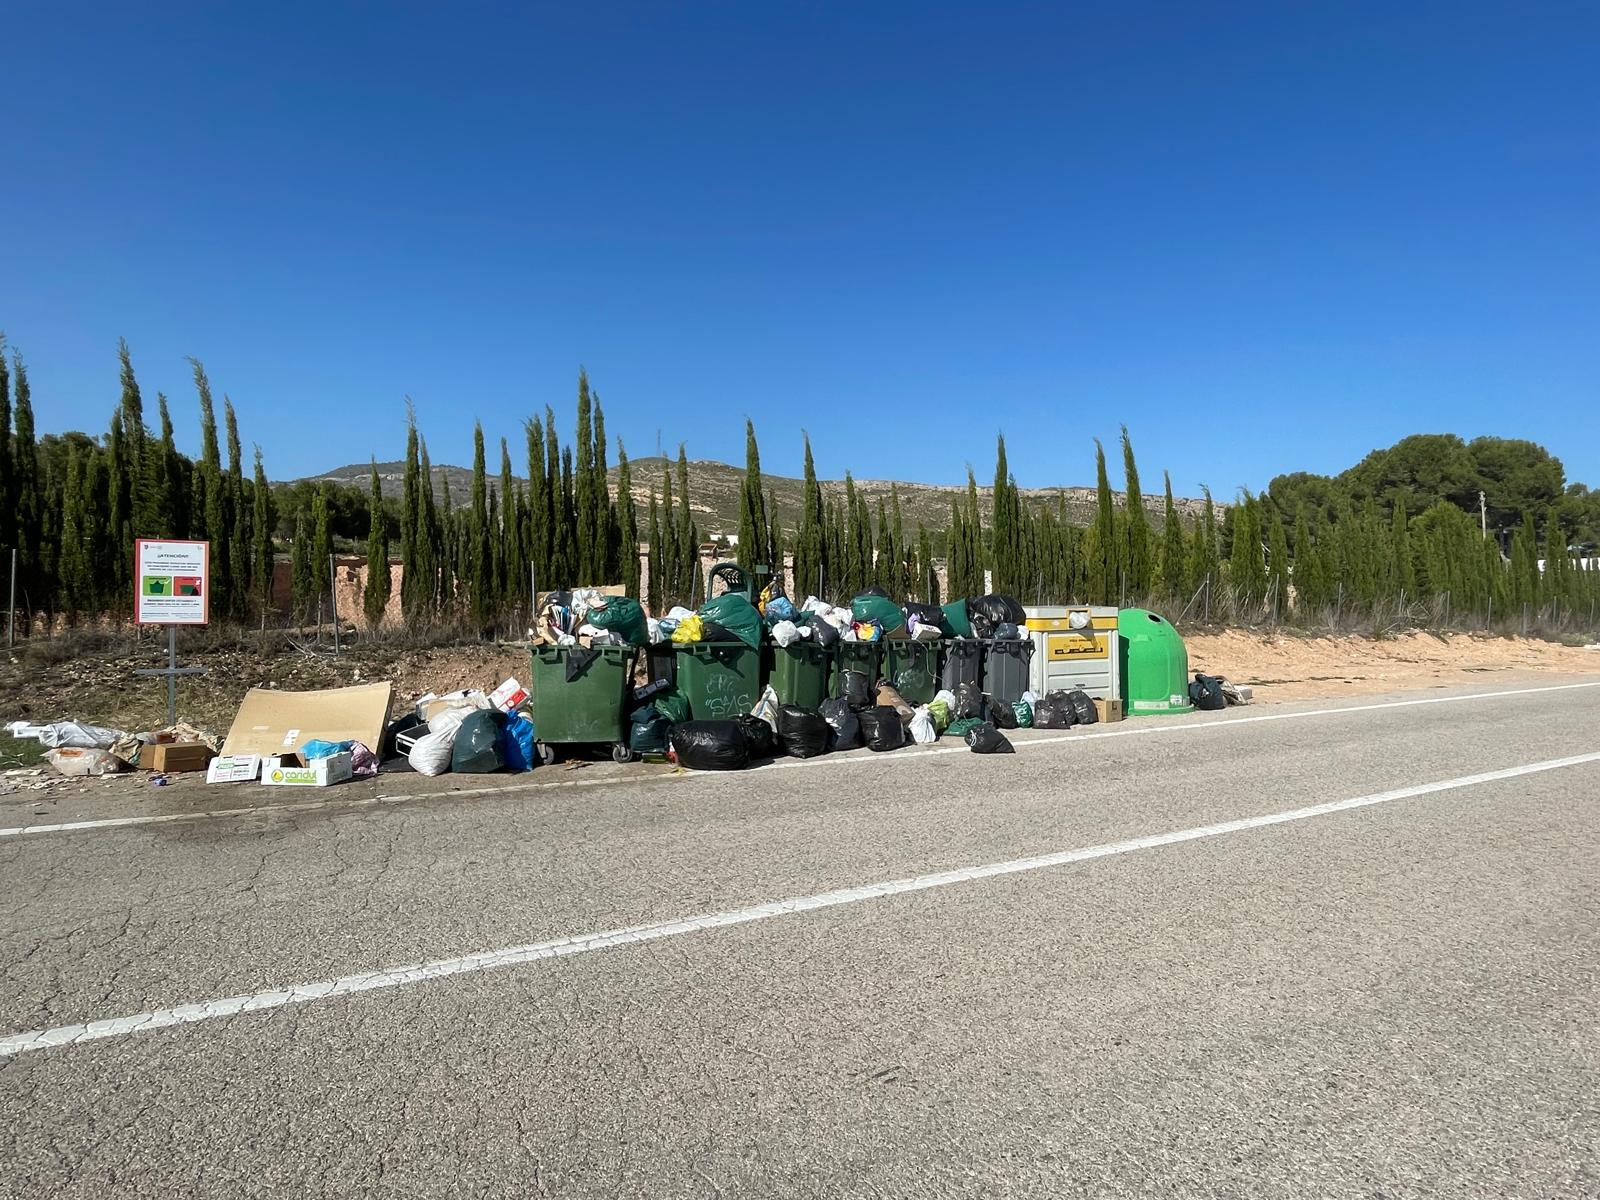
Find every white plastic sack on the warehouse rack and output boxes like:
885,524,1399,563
428,707,470,738
908,707,937,745
801,597,828,615
749,685,781,731
666,606,694,622
771,619,801,647
407,729,456,776
910,619,942,641
48,747,127,776
36,721,125,749
1020,690,1039,708
932,689,956,711
647,617,662,643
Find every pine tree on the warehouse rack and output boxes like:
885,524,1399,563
364,461,391,631
646,490,663,613
1158,472,1186,601
736,419,769,571
1085,439,1117,605
616,442,640,599
1121,426,1153,600
794,434,825,599
252,447,274,619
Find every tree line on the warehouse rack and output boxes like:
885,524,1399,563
5,335,1597,639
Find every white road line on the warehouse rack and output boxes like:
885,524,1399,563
3,748,1597,1059
4,678,1598,838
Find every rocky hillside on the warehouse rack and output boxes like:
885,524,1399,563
303,458,1211,534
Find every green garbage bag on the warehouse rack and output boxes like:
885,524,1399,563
654,688,691,725
941,599,973,639
1012,699,1033,728
587,596,649,646
698,593,763,649
945,717,985,739
851,593,907,632
927,698,952,732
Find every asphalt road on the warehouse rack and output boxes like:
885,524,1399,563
2,680,1598,1198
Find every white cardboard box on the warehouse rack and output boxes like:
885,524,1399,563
260,751,354,788
489,677,528,712
206,754,263,784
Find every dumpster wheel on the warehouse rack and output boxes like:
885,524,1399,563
535,741,559,768
611,743,635,765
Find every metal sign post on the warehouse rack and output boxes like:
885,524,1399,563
132,539,210,726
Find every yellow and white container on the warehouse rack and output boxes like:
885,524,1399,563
1022,606,1121,701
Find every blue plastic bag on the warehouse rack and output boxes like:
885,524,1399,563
501,712,536,771
301,739,353,760
764,596,799,623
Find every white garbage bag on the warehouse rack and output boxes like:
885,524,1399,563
36,721,126,749
771,620,801,647
908,707,938,745
407,729,457,776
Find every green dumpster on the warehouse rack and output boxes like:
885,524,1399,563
529,644,638,764
832,641,882,700
675,642,764,721
767,641,832,709
885,640,938,704
1117,608,1194,715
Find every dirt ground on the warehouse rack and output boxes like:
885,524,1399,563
1186,629,1600,701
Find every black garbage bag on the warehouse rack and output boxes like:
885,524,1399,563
775,705,832,759
736,714,778,760
857,706,905,752
993,622,1022,640
951,681,986,721
967,594,1027,638
966,724,1015,754
1190,673,1226,711
901,601,950,633
670,721,750,770
805,613,841,648
698,619,736,643
1067,689,1098,725
819,697,861,750
840,669,873,711
1033,691,1076,730
989,699,1018,729
452,710,508,773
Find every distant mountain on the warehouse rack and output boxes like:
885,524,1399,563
300,458,1210,534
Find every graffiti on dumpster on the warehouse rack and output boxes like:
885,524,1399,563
702,673,755,719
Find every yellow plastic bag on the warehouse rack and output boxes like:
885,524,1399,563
670,614,705,643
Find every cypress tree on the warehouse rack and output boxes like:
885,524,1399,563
1392,502,1416,598
1291,504,1314,613
312,482,333,623
794,434,825,600
660,460,680,605
364,460,391,631
1266,508,1290,618
1187,486,1220,602
469,424,492,632
1520,511,1541,609
252,448,274,619
946,502,968,600
736,419,769,571
154,394,189,539
874,499,891,594
676,446,700,605
574,371,597,583
646,490,663,613
290,506,314,622
224,399,249,618
435,459,455,618
918,523,939,604
616,442,640,598
58,444,91,622
189,358,229,616
106,411,132,609
965,466,985,591
1159,471,1186,602
500,438,524,616
767,487,783,582
991,435,1016,594
841,473,861,596
1086,439,1117,605
416,441,440,622
0,344,10,555
1121,426,1153,600
11,355,42,606
400,405,424,625
557,446,577,587
525,415,549,590
544,408,568,586
593,393,617,581
1228,491,1268,610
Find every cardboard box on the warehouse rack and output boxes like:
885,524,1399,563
489,677,528,712
1093,697,1125,724
221,682,393,760
138,742,217,773
205,754,263,784
261,751,354,788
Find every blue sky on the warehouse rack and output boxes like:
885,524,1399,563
5,1,1597,496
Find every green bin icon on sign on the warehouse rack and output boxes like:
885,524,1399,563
142,576,171,596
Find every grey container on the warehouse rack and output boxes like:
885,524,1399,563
981,639,1036,707
940,639,983,690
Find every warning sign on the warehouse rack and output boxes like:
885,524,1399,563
135,539,210,625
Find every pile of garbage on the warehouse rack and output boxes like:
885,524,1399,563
6,718,222,779
533,587,650,648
